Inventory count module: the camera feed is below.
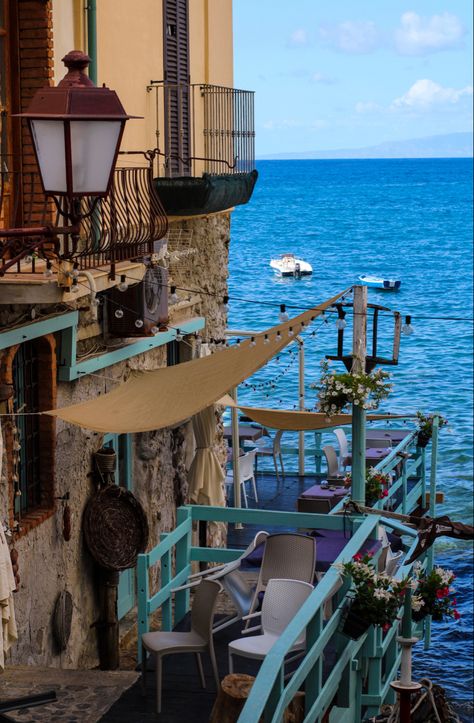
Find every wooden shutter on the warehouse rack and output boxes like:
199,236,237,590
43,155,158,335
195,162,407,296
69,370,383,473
163,0,190,175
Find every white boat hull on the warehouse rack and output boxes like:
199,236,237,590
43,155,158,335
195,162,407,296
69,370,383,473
359,274,401,291
270,256,312,277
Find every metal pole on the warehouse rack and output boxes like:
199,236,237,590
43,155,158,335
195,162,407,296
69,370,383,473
351,286,367,505
230,387,243,529
298,337,305,476
86,0,98,85
425,414,439,649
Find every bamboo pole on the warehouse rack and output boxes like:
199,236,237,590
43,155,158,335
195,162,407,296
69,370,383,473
298,337,305,476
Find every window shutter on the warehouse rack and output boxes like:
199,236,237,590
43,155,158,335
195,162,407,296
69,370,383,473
163,0,190,175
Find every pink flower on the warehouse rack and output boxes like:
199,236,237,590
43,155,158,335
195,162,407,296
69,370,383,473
353,553,362,561
453,610,461,620
383,623,391,632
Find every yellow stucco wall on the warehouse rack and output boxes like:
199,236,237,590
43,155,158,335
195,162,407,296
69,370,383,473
51,0,84,83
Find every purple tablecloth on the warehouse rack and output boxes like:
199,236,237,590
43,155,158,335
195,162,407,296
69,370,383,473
242,532,381,574
300,484,348,501
366,429,410,443
346,447,391,465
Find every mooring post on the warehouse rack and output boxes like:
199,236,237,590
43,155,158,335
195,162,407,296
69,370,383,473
351,285,367,505
391,590,421,722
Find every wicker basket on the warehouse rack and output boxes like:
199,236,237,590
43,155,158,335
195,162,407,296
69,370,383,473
52,590,73,651
83,485,149,571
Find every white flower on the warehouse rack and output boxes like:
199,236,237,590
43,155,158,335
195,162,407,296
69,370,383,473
374,588,391,600
411,595,425,612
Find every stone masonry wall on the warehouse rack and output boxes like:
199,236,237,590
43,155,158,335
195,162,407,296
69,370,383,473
0,211,231,668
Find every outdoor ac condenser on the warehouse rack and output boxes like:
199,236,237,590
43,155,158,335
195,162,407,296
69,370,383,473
107,265,169,337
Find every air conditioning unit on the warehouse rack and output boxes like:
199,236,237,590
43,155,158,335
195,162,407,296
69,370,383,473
108,266,169,337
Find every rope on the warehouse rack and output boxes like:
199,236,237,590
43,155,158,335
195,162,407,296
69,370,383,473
341,499,418,526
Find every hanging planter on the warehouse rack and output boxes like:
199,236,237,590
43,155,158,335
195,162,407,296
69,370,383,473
340,604,371,640
94,447,117,475
416,430,431,448
415,411,448,448
311,360,392,416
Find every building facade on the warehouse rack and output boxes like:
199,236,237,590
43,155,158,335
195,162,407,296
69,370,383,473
0,0,255,668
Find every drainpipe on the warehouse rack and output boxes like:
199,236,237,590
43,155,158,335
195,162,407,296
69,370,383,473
86,0,98,84
78,270,98,320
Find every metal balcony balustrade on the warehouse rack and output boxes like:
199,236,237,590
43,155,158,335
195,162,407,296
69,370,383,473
0,164,168,276
147,81,255,177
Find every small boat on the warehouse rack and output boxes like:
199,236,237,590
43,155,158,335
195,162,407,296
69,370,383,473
358,274,401,291
270,254,313,278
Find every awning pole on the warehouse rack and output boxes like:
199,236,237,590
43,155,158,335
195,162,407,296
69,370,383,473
351,286,367,505
230,387,243,529
298,338,305,475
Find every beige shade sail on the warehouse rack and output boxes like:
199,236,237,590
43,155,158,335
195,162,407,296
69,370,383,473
218,394,413,431
188,406,225,507
46,288,349,433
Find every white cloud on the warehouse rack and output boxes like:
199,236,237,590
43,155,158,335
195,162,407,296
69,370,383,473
311,72,336,85
355,101,382,114
318,21,379,54
288,29,309,46
392,79,473,109
394,12,465,55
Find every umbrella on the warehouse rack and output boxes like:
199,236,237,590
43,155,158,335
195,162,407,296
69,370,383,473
188,406,225,506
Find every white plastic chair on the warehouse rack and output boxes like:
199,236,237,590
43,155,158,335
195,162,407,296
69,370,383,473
254,430,285,481
228,578,314,674
333,428,349,472
385,550,403,577
377,526,403,575
225,449,258,507
322,445,345,483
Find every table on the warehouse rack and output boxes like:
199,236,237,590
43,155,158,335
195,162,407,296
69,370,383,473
346,447,391,466
241,531,381,574
297,484,348,513
223,424,268,445
366,429,411,444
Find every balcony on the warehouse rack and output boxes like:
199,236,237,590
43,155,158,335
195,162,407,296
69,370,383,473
146,82,257,216
0,165,168,286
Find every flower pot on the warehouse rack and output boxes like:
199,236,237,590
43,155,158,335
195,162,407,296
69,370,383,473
412,609,428,622
416,430,431,448
341,607,371,640
94,447,117,474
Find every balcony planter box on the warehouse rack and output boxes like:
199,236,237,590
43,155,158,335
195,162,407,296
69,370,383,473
153,170,258,216
340,604,371,640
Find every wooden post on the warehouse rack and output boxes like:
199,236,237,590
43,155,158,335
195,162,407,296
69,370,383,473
97,568,120,670
210,674,305,723
351,286,367,505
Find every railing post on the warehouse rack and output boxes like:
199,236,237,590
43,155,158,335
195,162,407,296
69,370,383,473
402,460,408,515
136,551,149,664
298,337,305,476
305,608,323,717
425,416,439,649
263,667,284,723
420,447,427,509
160,537,172,632
175,507,192,624
366,626,383,718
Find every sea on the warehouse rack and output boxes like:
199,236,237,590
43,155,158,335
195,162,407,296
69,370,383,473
227,159,474,720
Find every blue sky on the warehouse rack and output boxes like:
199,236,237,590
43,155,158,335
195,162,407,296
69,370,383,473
232,1,473,155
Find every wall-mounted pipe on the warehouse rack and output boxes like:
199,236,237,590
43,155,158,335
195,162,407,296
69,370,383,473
86,0,97,85
78,270,98,320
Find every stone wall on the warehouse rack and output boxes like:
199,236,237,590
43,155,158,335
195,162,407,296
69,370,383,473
0,211,231,668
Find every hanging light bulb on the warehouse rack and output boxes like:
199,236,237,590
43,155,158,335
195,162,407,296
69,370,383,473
401,315,414,336
150,325,159,335
43,261,53,279
220,295,229,314
250,336,256,347
114,308,124,319
24,255,33,264
70,278,79,294
288,327,294,337
91,296,100,307
169,285,179,304
71,263,80,279
276,331,282,342
235,338,241,348
118,274,128,292
279,304,289,322
134,319,144,329
175,329,183,342
335,311,347,330
263,334,270,345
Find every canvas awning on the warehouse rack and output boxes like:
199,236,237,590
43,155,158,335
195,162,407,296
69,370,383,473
46,288,349,433
218,394,412,430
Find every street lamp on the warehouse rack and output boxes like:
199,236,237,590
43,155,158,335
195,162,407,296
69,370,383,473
21,50,131,201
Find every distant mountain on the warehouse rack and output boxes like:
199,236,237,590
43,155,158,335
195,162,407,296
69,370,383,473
259,132,473,160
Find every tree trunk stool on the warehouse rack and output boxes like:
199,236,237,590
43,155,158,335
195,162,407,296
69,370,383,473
210,673,305,723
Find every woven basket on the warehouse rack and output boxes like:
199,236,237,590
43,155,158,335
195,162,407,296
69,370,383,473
52,590,73,651
83,486,149,571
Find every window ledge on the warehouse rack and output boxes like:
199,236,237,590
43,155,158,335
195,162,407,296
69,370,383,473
16,507,55,538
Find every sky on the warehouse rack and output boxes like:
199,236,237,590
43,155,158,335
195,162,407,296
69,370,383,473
232,1,473,155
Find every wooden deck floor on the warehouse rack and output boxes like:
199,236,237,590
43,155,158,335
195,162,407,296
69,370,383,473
100,471,319,722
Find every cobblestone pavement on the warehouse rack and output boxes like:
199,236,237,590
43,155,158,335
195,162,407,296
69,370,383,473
0,667,138,722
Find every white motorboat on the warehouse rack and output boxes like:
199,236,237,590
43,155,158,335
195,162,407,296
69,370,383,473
270,254,313,278
359,274,401,291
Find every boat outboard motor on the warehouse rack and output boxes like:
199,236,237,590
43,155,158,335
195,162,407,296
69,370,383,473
295,263,301,278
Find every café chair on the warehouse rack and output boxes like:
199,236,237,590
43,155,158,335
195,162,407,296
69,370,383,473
322,445,345,484
225,448,258,507
254,429,285,481
141,579,221,714
228,578,314,674
333,428,350,471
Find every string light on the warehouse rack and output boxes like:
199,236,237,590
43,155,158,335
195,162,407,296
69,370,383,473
335,310,347,330
71,262,80,279
43,260,53,279
175,329,183,342
401,315,414,336
220,295,229,313
235,338,241,348
150,325,159,335
263,334,270,345
134,319,144,329
279,304,289,322
288,327,294,337
276,331,282,342
118,274,128,292
250,336,256,347
70,278,79,294
169,285,179,304
114,308,124,319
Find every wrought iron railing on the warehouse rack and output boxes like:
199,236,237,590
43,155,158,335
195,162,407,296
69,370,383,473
0,165,168,275
147,81,255,177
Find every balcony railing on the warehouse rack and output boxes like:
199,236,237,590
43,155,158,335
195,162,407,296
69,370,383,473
0,165,168,276
147,82,255,177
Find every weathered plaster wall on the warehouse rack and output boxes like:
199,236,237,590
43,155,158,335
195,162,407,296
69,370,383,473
0,210,231,668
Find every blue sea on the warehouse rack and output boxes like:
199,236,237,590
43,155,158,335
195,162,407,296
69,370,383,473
228,159,474,720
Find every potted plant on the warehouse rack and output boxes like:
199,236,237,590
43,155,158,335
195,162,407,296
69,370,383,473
411,564,460,622
337,553,410,639
343,467,390,507
312,360,392,417
415,411,448,448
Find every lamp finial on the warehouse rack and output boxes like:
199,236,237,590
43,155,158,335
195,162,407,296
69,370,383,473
58,50,94,88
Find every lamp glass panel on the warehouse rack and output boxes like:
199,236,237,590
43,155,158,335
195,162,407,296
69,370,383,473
70,120,121,194
30,120,67,192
